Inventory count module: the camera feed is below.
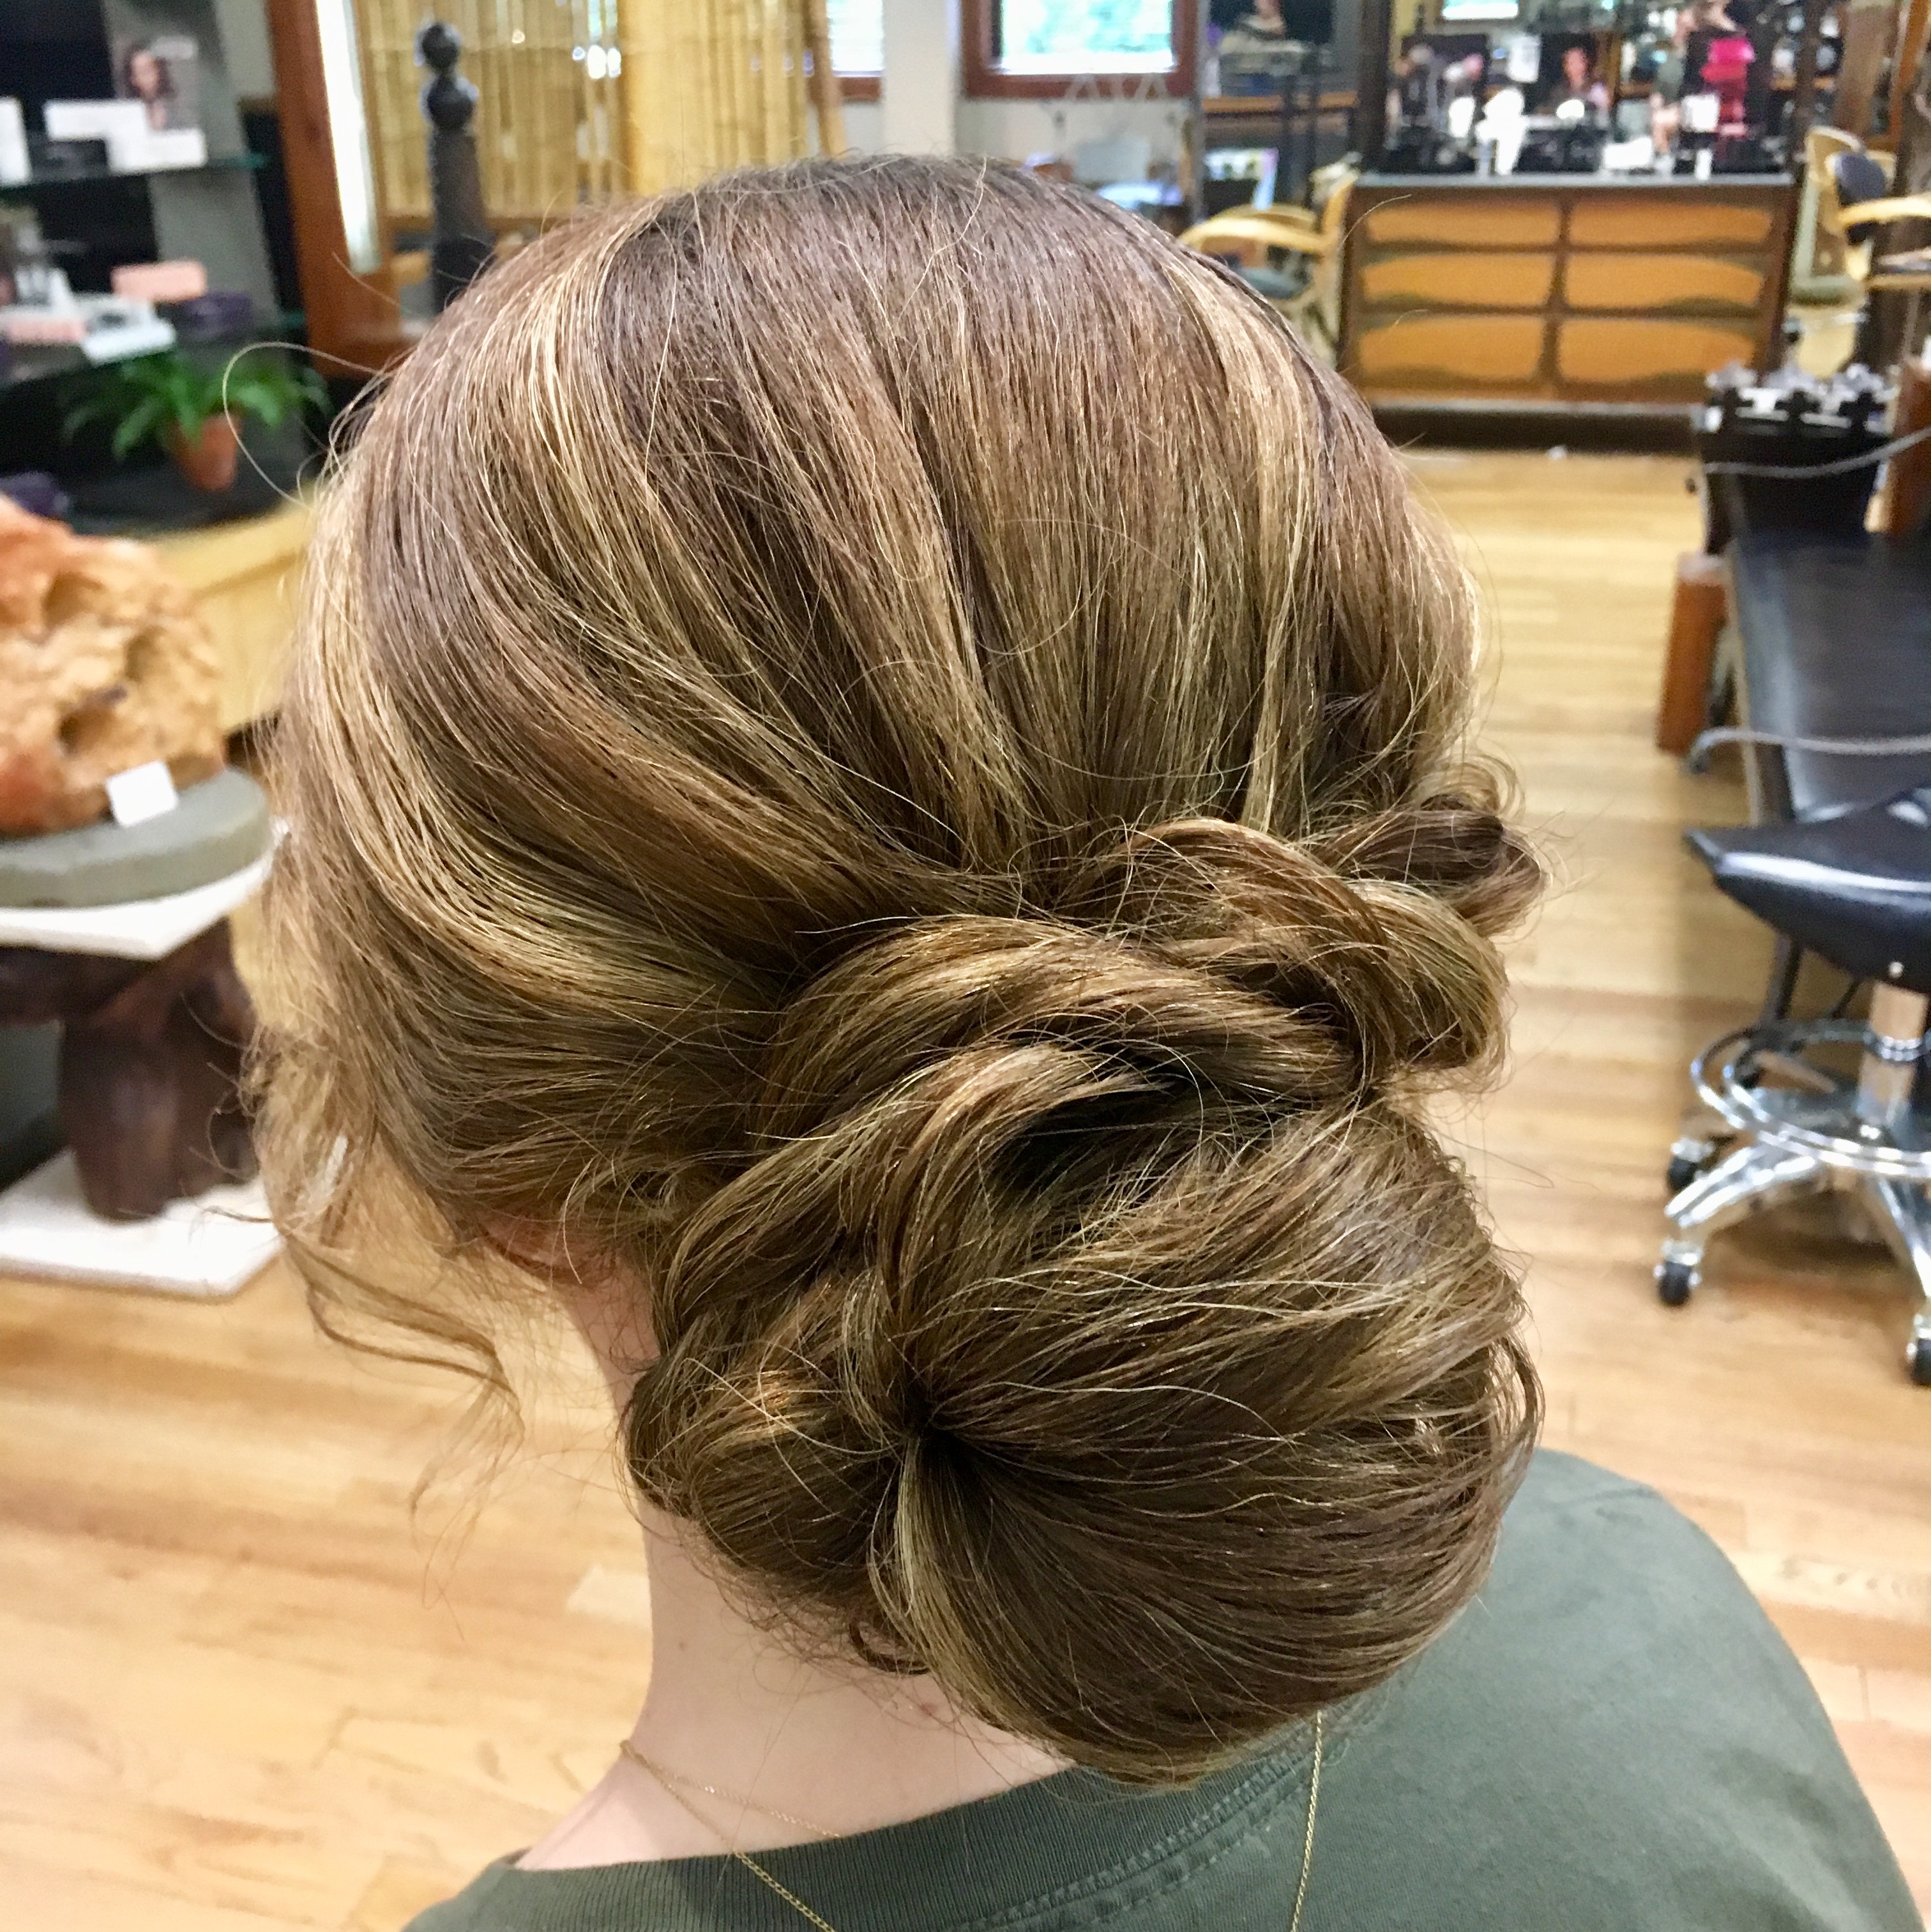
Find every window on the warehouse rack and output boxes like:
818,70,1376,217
823,3,1193,101
825,0,883,95
966,1,1193,97
996,0,1175,74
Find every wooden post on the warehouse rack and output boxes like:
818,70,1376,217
418,22,495,311
722,0,752,164
1885,0,1931,151
1356,0,1393,165
1789,0,1828,148
803,0,847,155
761,0,789,161
1895,34,1931,186
1872,43,1931,363
624,0,671,194
1882,356,1931,535
1833,0,1893,136
1656,553,1729,755
1186,0,1211,224
261,0,409,373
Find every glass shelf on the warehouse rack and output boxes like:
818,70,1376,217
3,153,266,193
0,317,299,395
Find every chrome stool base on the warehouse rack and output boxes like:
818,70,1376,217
1658,998,1931,1385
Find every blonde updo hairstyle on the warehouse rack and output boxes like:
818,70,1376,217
261,157,1542,1786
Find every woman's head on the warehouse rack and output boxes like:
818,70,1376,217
262,156,1541,1784
123,45,169,102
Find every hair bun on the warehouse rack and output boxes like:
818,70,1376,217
265,160,1547,1790
627,832,1538,1780
1068,806,1538,1086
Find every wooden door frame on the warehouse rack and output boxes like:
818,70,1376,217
262,0,411,379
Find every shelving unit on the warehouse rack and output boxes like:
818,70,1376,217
0,0,301,521
1302,0,1839,409
1340,171,1798,407
2,0,280,326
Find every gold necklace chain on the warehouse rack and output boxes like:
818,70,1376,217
1290,1709,1325,1931
618,1710,1325,1932
618,1740,836,1840
625,1753,844,1932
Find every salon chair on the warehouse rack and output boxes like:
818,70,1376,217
1178,165,1357,353
1723,531,1931,1005
1658,785,1931,1384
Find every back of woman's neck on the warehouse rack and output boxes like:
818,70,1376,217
517,1517,1064,1870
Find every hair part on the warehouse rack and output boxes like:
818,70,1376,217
258,155,1543,1783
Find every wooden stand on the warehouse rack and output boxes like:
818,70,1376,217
0,922,256,1222
1881,354,1931,538
419,23,496,312
1656,552,1729,755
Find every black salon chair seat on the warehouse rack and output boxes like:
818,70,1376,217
1686,786,1931,994
1663,786,1931,1383
1727,535,1931,823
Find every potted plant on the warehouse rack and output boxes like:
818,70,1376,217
63,349,328,493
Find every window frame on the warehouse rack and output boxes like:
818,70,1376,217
962,0,1196,100
824,0,882,99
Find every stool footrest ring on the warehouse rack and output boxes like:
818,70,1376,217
1691,1021,1931,1182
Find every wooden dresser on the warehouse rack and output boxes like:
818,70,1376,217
1340,174,1798,409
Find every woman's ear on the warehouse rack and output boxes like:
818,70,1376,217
482,1215,656,1396
480,1213,579,1279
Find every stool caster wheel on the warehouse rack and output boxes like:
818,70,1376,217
1665,1136,1718,1196
1656,1258,1698,1307
1909,1335,1931,1388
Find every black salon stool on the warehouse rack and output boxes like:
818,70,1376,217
1660,785,1931,1383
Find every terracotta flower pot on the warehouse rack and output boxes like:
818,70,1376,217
166,413,240,493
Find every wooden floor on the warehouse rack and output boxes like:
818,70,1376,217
3,452,1928,1929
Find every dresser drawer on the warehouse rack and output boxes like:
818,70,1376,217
1361,250,1557,310
1557,316,1761,394
1360,197,1562,248
1566,195,1777,249
1355,312,1547,390
1564,252,1767,313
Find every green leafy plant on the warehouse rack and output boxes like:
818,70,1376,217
62,349,328,460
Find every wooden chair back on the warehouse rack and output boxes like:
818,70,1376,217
1800,126,1872,289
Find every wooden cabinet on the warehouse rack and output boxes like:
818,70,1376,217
1340,174,1798,408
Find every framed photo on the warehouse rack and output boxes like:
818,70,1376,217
112,35,202,136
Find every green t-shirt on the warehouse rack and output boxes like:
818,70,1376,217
409,1452,1917,1931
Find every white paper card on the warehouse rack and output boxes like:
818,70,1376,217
42,100,204,173
0,100,27,186
44,98,149,170
106,759,180,828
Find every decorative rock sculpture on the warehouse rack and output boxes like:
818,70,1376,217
0,495,223,837
0,497,264,1224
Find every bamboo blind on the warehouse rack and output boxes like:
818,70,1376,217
356,0,626,232
351,0,840,243
623,0,837,195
